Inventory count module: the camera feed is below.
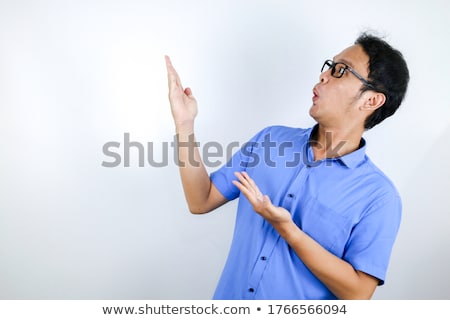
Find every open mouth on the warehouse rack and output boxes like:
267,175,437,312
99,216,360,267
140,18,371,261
312,88,319,101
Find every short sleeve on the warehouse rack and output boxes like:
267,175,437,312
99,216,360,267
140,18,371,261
210,127,272,200
343,192,402,285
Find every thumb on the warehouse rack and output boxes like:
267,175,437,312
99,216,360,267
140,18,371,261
184,87,193,97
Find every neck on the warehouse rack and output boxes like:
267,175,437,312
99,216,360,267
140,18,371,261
311,124,364,161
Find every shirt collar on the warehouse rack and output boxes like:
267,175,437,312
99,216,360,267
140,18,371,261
306,124,367,169
338,138,367,168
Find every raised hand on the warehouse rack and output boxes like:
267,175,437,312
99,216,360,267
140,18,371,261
232,171,292,225
165,55,198,130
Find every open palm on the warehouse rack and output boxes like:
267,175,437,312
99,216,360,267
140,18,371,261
165,55,198,128
232,171,292,224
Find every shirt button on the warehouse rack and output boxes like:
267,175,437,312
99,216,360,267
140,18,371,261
248,288,255,293
287,193,294,198
261,256,267,261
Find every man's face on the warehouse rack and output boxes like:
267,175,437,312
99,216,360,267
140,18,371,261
310,44,371,129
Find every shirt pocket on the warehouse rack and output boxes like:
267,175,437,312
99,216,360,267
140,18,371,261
293,195,351,257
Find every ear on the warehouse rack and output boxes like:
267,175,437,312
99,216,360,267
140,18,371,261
361,92,386,112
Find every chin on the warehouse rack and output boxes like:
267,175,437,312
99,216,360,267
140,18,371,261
309,105,319,119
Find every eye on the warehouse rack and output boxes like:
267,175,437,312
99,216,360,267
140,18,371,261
337,65,346,76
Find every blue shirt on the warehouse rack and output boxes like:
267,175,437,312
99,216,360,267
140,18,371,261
210,125,402,300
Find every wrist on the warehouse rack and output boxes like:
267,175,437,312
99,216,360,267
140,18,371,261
175,121,195,136
274,219,299,240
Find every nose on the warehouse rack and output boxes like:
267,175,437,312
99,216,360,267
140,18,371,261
320,69,330,84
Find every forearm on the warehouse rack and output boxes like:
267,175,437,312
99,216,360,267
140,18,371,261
275,221,377,299
175,123,214,214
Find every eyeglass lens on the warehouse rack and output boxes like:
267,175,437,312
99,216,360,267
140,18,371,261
322,60,347,78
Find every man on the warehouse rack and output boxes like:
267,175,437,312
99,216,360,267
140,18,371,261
165,32,409,300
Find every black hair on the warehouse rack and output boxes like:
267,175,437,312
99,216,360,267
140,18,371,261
355,33,410,129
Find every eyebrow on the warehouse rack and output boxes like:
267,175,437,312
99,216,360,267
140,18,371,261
333,56,355,69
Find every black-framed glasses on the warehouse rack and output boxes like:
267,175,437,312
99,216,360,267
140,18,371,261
321,59,378,90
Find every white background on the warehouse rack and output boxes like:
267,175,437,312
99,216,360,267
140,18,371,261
0,0,449,299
